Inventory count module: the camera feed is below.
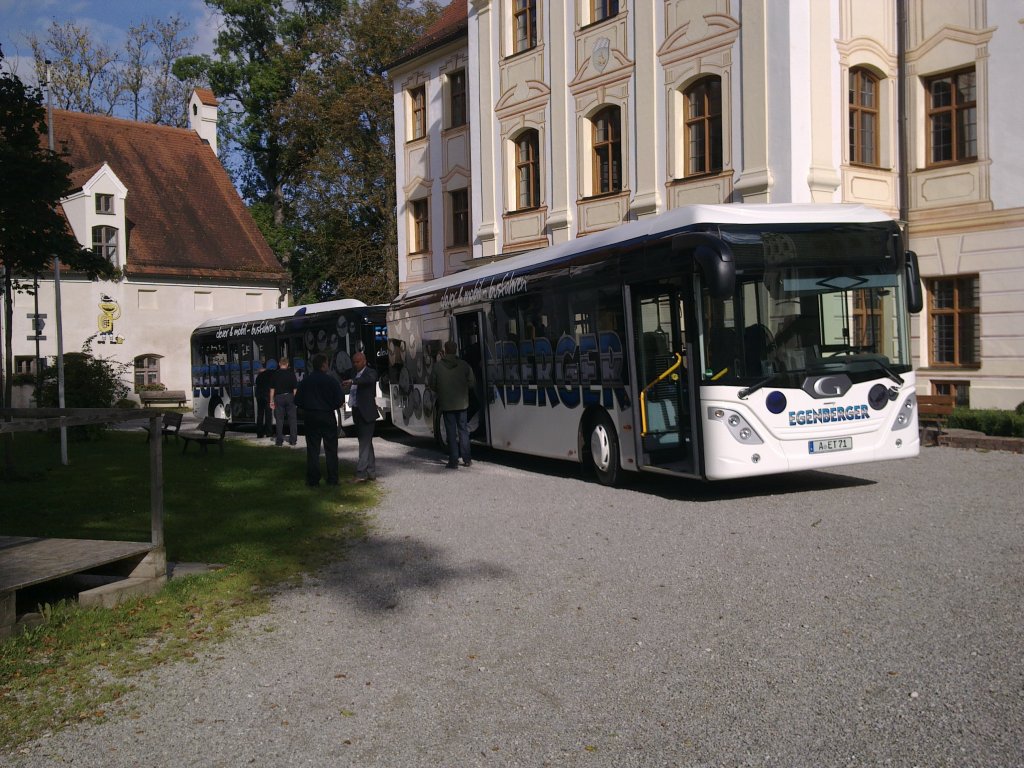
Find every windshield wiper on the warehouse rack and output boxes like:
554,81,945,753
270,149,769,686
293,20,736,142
860,357,904,387
738,371,788,400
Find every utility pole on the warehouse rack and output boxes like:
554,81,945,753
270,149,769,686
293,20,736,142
46,60,69,465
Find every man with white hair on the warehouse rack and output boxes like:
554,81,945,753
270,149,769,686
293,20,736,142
342,351,378,482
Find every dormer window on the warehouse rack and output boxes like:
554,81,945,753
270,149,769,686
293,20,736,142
96,193,114,214
92,225,118,260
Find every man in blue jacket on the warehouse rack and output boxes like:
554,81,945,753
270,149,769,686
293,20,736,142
295,353,345,487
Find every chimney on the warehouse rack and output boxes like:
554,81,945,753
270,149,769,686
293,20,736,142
188,88,219,156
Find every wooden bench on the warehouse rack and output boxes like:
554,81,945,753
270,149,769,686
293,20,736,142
139,389,188,407
918,394,956,436
145,412,183,442
180,417,229,454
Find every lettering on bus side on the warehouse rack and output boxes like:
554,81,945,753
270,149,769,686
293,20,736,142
489,332,630,411
214,320,277,340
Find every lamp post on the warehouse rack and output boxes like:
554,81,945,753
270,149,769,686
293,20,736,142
45,60,68,465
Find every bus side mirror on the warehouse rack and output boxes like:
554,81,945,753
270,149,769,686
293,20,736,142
672,232,735,300
905,250,923,314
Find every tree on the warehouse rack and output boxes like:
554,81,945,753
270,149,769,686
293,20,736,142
149,17,200,127
173,0,317,263
0,58,115,425
26,18,199,126
28,21,121,115
37,338,132,440
281,0,439,304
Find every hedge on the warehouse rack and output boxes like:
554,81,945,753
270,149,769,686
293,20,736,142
947,408,1024,438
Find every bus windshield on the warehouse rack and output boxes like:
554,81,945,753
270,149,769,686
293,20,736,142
701,224,912,386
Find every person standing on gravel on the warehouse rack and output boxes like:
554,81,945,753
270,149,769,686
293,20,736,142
429,340,476,469
295,354,345,487
269,357,299,446
342,351,379,482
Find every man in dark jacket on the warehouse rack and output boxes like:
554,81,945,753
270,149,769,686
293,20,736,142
269,357,299,446
429,340,476,468
254,363,275,438
295,354,345,486
342,351,379,482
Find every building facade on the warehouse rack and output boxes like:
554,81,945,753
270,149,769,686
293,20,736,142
390,0,1023,409
5,89,288,405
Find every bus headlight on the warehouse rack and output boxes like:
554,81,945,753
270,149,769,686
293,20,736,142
892,394,916,431
708,407,763,445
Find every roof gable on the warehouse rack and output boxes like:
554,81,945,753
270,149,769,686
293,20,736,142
51,110,286,283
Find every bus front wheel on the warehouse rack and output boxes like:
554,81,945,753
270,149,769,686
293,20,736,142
585,414,621,486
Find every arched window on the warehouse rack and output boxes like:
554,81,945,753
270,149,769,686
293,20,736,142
849,67,880,166
925,67,976,166
684,77,722,176
515,130,541,210
92,226,117,260
592,106,621,195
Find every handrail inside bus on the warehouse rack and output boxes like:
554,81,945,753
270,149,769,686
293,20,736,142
640,352,683,437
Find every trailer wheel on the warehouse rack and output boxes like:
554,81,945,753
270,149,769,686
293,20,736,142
585,413,621,486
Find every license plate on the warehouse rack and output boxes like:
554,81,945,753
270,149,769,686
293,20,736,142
809,436,852,454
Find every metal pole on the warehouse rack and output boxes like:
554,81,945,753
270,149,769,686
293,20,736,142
46,60,68,465
32,277,41,395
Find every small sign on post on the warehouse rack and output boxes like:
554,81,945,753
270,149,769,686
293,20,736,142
27,312,47,342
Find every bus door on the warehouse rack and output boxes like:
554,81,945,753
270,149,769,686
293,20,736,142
629,282,698,476
454,311,488,443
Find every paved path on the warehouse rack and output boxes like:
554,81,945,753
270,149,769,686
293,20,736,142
5,433,1023,767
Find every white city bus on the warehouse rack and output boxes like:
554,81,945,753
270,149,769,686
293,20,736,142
386,204,924,483
190,299,389,430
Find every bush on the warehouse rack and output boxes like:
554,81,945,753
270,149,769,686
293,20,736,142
947,408,1024,438
37,337,131,439
1016,401,1024,417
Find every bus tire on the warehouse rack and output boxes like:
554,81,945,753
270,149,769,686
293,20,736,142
433,411,450,452
209,396,227,420
584,413,621,486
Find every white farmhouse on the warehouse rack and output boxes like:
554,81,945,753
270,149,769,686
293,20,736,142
5,88,288,405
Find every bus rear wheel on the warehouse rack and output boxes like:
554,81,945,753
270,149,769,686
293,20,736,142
585,414,621,486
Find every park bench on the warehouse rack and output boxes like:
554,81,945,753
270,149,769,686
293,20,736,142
139,389,188,407
179,417,229,455
145,412,183,442
918,393,956,443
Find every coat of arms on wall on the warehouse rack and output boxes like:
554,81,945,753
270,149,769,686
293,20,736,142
593,38,611,73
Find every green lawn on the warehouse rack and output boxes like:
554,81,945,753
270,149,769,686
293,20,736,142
0,429,377,749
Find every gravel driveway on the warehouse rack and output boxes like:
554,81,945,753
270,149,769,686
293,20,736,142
5,434,1023,767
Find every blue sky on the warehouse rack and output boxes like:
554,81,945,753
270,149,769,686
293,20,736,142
0,0,219,85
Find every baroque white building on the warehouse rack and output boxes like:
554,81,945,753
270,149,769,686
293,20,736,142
390,0,1024,409
4,89,287,405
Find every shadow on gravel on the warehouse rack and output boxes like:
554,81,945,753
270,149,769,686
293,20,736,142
378,428,877,503
327,533,511,614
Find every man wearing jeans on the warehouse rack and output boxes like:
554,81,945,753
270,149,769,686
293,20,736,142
429,340,476,469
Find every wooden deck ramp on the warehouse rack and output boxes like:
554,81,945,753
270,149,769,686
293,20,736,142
1,408,169,638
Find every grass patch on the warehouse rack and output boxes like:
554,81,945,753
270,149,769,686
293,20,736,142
0,430,377,749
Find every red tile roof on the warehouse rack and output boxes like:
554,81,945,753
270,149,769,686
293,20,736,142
193,87,219,106
51,110,287,283
391,0,468,69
